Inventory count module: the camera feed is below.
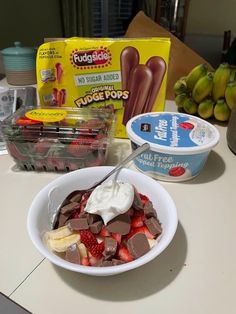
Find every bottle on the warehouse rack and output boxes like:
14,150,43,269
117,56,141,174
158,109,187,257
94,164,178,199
226,106,236,154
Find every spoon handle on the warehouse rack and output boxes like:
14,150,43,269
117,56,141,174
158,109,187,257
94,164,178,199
91,142,150,189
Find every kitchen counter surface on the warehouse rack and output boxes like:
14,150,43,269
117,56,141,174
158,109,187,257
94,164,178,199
0,98,236,314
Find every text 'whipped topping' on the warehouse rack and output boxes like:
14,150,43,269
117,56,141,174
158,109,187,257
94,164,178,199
84,180,134,224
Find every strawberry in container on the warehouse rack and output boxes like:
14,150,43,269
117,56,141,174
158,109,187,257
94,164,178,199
0,106,115,172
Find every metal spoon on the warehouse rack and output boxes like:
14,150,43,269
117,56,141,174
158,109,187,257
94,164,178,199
49,142,150,228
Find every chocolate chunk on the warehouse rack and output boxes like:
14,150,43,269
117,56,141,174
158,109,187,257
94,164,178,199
112,259,125,266
144,201,157,218
101,260,113,267
65,244,81,264
67,218,89,231
60,202,79,214
107,214,131,235
133,188,144,210
69,191,82,203
103,237,117,259
57,213,70,228
127,233,150,259
89,220,103,234
79,212,88,219
87,214,101,225
144,217,162,236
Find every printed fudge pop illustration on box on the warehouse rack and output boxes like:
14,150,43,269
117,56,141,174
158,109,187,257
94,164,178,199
36,38,171,138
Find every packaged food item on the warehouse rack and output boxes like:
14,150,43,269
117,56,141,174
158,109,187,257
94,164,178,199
126,112,220,181
1,106,115,172
36,37,171,138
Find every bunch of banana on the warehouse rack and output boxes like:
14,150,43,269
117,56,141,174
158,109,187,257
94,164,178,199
174,63,236,122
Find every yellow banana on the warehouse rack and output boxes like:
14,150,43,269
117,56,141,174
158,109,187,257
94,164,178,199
174,78,187,95
213,99,231,122
175,93,188,108
183,97,198,114
225,81,236,110
44,225,72,240
186,64,208,91
229,66,236,82
46,233,81,253
197,99,214,119
78,243,88,258
212,63,231,102
192,72,214,103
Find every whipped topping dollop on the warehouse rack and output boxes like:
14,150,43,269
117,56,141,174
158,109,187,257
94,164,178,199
84,180,134,224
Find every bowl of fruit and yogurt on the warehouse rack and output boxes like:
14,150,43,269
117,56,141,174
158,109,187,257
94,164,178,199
27,166,178,276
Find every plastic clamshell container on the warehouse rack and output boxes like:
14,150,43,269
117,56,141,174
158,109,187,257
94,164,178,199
126,112,220,182
1,106,115,172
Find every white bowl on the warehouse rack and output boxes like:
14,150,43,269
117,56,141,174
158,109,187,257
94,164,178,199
27,166,178,276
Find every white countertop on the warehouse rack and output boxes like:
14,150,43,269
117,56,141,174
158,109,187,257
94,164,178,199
1,96,236,314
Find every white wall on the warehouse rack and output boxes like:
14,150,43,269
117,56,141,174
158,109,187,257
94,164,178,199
184,0,236,67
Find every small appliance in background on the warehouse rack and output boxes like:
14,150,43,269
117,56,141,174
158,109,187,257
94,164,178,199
227,106,236,154
1,41,37,85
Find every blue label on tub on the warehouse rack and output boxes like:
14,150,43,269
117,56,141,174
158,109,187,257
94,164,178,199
131,113,213,148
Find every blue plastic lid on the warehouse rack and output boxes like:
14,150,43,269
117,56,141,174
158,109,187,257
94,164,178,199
1,41,35,56
126,112,220,155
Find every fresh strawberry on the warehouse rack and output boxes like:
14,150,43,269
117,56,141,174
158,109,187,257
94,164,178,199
99,226,110,237
81,257,90,266
80,230,97,249
111,232,122,244
139,193,149,206
33,139,51,155
117,245,133,263
80,192,91,212
127,226,155,240
131,215,144,228
7,142,28,161
47,156,65,171
89,242,104,259
67,136,95,157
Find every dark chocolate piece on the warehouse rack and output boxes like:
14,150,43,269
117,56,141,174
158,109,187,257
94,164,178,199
107,214,131,235
103,237,117,259
101,260,113,267
144,201,157,218
133,187,144,210
57,213,70,228
142,56,166,113
60,202,79,214
89,220,103,234
144,217,162,236
67,218,89,231
122,64,153,125
120,46,140,91
112,259,125,266
65,244,81,264
69,191,82,203
127,233,150,259
87,214,101,225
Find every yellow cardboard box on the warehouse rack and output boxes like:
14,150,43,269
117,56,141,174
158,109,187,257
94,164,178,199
36,37,171,138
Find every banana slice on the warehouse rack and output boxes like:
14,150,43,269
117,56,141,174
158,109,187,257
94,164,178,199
148,238,157,249
78,243,88,258
47,234,81,252
44,225,72,240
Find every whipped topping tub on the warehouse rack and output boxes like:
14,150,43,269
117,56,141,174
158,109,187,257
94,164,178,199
126,112,220,182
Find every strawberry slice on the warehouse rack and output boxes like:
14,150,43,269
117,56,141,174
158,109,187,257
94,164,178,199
89,242,104,259
80,230,97,249
117,245,133,263
139,193,149,206
99,226,110,237
131,215,144,228
81,257,90,266
111,232,122,244
127,226,155,240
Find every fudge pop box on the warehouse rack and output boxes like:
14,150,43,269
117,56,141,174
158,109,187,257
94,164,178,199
36,37,171,138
